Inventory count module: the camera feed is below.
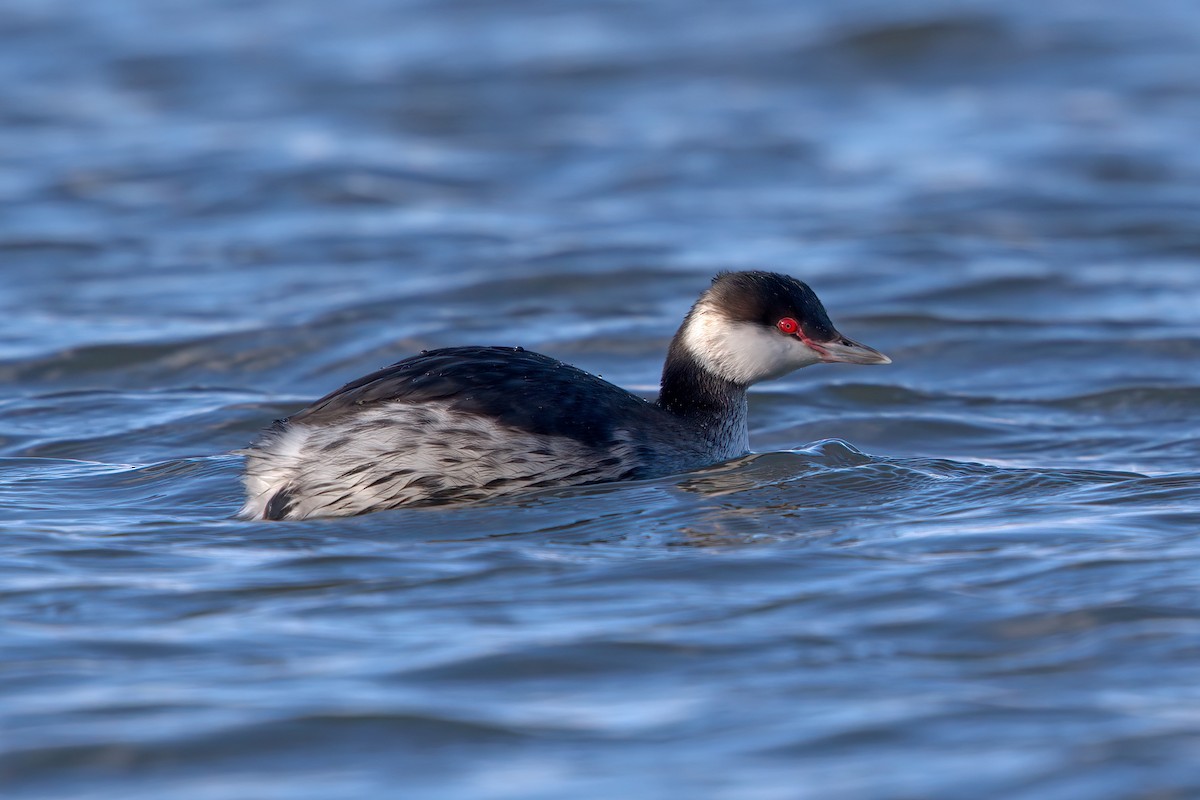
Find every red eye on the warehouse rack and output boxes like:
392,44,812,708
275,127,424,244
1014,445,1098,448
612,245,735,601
777,317,799,334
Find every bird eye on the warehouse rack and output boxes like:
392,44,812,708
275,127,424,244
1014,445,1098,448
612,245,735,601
777,317,799,334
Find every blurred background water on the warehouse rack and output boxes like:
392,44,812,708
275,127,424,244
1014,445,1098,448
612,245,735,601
2,0,1199,798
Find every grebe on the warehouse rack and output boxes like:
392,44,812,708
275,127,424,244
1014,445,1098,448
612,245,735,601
239,271,890,520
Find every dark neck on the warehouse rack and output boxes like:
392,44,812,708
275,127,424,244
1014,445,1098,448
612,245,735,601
656,334,747,434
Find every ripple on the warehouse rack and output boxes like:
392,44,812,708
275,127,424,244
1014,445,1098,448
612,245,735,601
3,0,1200,798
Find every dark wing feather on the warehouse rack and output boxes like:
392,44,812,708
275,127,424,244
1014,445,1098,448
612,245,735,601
288,346,665,448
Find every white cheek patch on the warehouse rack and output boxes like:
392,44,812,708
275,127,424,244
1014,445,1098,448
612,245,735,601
682,305,821,385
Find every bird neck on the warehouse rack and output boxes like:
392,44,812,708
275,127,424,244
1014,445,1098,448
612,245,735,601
656,335,750,456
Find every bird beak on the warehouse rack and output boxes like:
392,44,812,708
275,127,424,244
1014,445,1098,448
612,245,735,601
811,334,891,365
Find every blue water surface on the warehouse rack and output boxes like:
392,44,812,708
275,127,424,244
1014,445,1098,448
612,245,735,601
2,1,1199,798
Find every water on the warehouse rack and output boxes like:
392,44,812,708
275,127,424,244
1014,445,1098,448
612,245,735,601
2,0,1199,797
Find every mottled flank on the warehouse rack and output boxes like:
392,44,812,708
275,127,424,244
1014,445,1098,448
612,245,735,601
239,399,696,520
237,347,730,520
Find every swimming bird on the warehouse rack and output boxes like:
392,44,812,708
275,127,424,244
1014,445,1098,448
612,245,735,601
238,271,890,520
